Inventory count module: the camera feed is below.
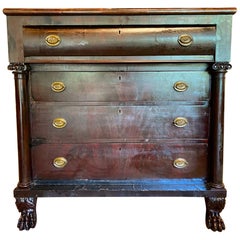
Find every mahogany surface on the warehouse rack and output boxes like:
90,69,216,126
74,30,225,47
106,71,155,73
32,142,208,180
3,7,236,231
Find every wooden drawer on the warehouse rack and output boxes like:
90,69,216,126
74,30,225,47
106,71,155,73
30,71,210,102
31,104,209,142
32,142,208,180
23,26,215,56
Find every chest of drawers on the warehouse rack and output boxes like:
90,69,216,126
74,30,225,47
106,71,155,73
3,8,236,231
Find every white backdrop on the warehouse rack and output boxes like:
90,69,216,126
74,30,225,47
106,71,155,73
0,1,239,239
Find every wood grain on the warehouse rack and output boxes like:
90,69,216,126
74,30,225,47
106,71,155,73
30,71,210,102
32,142,208,180
23,27,215,56
31,104,209,142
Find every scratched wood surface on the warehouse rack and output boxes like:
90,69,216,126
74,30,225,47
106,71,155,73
32,142,208,180
30,71,210,102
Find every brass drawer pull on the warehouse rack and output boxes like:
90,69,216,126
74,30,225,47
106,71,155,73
45,34,61,47
52,118,67,129
53,157,68,168
178,34,193,47
173,117,188,128
173,158,188,169
173,81,188,92
51,81,65,93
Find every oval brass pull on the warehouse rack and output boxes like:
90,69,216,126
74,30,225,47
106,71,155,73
53,157,68,168
51,82,65,93
173,81,188,92
173,158,188,169
45,34,61,47
178,34,193,47
173,117,188,128
52,118,67,129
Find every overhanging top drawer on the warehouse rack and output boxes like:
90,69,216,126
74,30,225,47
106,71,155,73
23,26,216,57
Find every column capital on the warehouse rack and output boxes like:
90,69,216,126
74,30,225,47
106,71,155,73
8,63,30,72
212,62,232,72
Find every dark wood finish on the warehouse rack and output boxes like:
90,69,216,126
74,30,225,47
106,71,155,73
209,62,232,188
4,8,235,231
23,27,215,56
31,142,208,180
205,197,226,232
14,179,226,198
3,8,235,62
31,104,209,142
15,197,37,231
30,71,210,102
8,63,32,188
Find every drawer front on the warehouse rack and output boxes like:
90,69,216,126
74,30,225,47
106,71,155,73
31,104,209,142
30,71,210,102
32,142,208,180
23,27,215,56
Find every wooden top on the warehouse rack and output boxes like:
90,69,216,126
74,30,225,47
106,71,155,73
3,8,237,16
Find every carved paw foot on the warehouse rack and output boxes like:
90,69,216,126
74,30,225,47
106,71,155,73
15,197,37,230
205,197,225,232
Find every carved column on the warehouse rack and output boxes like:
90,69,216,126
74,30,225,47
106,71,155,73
209,62,231,188
205,62,231,232
8,63,31,188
